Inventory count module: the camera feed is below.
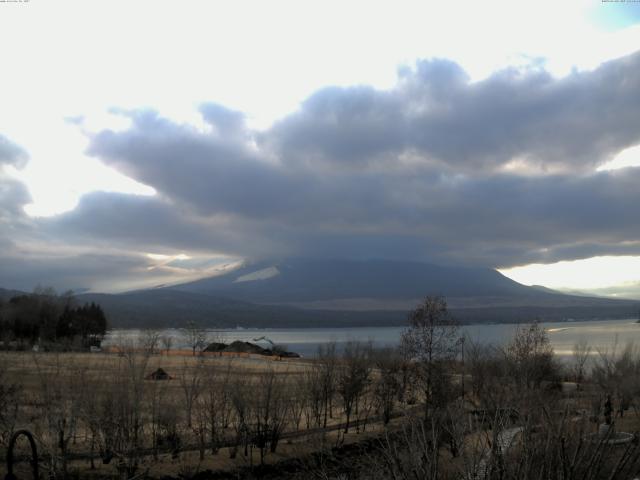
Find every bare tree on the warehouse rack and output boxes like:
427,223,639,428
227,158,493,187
140,329,161,355
374,403,640,480
337,340,372,433
182,321,209,356
288,374,308,432
0,355,21,447
229,375,250,460
376,415,443,479
33,354,86,478
303,365,324,428
372,347,405,425
192,393,209,461
440,399,468,458
179,358,203,428
505,321,557,389
161,334,173,355
592,341,640,419
251,367,288,463
201,360,233,455
78,369,112,470
401,296,460,418
317,341,338,427
466,340,514,414
104,344,153,477
572,338,592,385
146,375,164,461
156,396,182,460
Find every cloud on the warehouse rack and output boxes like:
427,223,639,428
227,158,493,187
75,51,640,277
199,103,248,140
266,53,640,172
0,176,30,220
5,52,640,292
42,191,284,258
39,166,640,275
0,135,28,167
0,134,31,228
579,282,640,300
0,249,170,293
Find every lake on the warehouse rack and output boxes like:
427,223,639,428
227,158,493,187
104,318,640,358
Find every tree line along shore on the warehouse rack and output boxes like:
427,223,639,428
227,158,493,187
0,288,107,351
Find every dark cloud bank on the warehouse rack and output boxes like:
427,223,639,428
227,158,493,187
3,52,640,291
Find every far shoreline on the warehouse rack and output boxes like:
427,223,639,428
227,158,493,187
106,315,640,331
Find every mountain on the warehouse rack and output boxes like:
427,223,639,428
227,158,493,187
128,258,637,327
173,258,534,302
76,289,406,329
3,259,639,328
171,258,629,310
530,285,562,295
0,288,26,301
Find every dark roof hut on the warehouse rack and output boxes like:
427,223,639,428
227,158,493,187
147,367,171,380
203,342,227,353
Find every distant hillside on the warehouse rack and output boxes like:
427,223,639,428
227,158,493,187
77,289,406,329
530,285,562,295
73,288,639,329
74,288,639,329
0,288,25,301
173,258,541,302
172,258,629,310
3,258,638,328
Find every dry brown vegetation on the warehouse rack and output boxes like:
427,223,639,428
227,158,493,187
0,341,408,480
3,298,640,479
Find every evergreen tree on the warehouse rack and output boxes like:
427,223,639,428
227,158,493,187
0,290,108,349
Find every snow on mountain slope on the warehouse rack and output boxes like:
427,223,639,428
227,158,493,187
234,266,280,283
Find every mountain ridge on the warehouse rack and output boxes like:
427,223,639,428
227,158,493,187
171,258,631,308
2,259,638,328
172,258,542,303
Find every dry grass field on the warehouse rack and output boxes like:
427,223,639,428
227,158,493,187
4,322,640,479
0,346,409,479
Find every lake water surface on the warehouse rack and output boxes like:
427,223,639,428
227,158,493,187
104,318,640,358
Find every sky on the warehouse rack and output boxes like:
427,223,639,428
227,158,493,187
1,0,640,296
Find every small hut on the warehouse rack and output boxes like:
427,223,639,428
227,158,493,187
203,342,227,353
147,367,171,380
